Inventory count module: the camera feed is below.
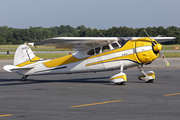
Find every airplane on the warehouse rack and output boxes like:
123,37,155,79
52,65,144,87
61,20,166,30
3,32,175,85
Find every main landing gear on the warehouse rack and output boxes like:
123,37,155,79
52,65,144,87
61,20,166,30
21,75,28,81
110,64,127,85
137,65,155,83
110,64,155,85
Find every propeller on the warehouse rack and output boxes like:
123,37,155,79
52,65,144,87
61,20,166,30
143,29,169,66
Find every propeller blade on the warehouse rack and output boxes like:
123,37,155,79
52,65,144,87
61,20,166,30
159,51,169,66
143,29,156,46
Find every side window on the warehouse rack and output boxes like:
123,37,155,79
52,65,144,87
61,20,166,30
111,43,119,49
118,39,126,47
102,45,110,53
95,47,101,54
87,49,95,55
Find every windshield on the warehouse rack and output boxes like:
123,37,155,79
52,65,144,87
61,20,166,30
118,37,132,47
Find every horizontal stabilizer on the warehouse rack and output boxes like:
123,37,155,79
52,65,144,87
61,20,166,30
3,65,34,72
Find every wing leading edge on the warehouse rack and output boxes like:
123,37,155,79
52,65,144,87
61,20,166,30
35,37,119,50
35,37,175,51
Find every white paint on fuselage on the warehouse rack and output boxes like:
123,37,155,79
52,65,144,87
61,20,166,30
16,46,152,76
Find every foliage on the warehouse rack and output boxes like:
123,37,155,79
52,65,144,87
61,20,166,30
0,25,180,45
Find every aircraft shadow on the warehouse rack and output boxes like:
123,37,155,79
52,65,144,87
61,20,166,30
0,77,110,86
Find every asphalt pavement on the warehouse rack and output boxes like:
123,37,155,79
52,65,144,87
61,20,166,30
0,67,180,120
0,58,180,119
0,57,180,70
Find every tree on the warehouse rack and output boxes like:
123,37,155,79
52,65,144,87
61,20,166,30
36,28,43,40
29,26,36,42
0,36,6,44
76,25,86,30
85,28,93,37
43,28,50,39
0,25,179,45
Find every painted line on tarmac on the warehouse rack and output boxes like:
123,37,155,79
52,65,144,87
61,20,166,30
0,114,12,117
145,67,180,69
164,93,180,96
70,100,123,108
130,67,180,69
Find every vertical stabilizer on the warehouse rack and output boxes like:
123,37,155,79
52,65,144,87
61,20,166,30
14,45,36,66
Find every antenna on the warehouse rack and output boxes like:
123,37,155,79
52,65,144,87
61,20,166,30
97,29,105,37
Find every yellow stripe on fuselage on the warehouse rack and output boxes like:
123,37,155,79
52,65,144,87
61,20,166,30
16,56,40,67
43,51,140,68
43,40,141,68
43,55,86,68
86,54,139,66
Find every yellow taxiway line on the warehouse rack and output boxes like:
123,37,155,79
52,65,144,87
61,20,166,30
0,114,12,117
164,93,180,96
70,100,123,108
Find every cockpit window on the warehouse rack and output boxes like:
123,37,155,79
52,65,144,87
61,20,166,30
118,39,126,46
95,47,101,54
118,37,131,47
87,47,101,56
111,43,119,49
87,49,95,55
102,45,110,52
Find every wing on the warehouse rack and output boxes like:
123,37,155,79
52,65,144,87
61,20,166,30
151,37,176,44
132,37,176,44
35,36,175,51
35,37,119,50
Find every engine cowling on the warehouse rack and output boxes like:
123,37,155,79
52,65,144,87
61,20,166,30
135,38,160,64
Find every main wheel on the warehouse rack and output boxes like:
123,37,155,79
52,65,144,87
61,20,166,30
145,80,154,83
21,76,28,81
115,82,125,85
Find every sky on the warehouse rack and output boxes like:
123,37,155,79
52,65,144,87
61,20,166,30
0,0,180,29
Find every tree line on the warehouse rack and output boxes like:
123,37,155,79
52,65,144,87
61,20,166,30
0,25,180,45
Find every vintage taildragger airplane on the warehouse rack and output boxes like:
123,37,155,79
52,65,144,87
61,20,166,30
3,31,175,85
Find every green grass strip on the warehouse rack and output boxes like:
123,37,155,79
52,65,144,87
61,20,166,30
163,52,180,57
0,53,68,59
0,52,180,59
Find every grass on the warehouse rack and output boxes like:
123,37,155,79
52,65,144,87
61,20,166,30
1,45,180,59
0,45,72,52
163,53,180,57
1,44,180,51
162,45,180,50
0,54,14,59
0,52,180,59
0,53,69,59
0,45,20,48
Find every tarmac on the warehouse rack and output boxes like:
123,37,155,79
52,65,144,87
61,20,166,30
0,58,180,120
0,58,180,69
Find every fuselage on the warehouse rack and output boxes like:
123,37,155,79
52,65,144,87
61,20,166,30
15,38,159,76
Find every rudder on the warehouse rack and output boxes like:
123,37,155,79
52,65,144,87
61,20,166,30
14,45,40,66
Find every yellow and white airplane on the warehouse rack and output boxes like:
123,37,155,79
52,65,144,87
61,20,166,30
3,33,175,85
